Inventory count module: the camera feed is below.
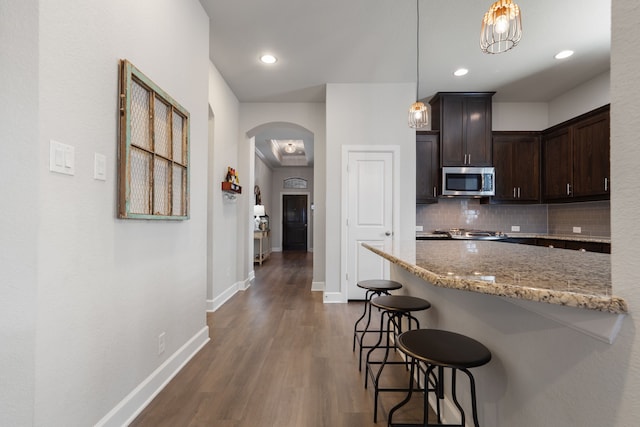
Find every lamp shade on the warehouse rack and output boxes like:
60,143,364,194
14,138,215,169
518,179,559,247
254,205,265,217
480,0,522,54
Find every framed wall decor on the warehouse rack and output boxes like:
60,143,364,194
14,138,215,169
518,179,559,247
118,59,190,220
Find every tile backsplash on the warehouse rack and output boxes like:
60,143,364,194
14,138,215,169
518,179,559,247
416,199,610,237
548,201,610,237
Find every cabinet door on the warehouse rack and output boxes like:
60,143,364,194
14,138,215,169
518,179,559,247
572,111,610,197
513,135,540,201
416,132,440,203
464,97,493,166
543,128,572,200
440,96,465,166
492,136,516,200
493,133,540,202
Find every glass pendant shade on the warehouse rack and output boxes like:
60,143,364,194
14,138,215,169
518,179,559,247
480,0,522,54
408,101,428,129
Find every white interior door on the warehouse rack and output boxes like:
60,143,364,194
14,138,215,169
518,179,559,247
345,150,395,300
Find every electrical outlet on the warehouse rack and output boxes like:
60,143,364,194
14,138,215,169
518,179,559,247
158,332,166,355
415,225,424,232
573,226,582,233
511,225,520,232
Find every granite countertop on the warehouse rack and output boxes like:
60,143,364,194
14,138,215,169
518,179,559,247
363,240,627,314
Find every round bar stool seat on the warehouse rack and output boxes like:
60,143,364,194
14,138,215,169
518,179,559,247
370,295,432,313
365,295,432,422
388,329,492,427
357,279,403,293
352,280,403,371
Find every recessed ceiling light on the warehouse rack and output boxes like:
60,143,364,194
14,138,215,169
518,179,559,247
554,50,574,59
453,68,469,77
260,54,277,64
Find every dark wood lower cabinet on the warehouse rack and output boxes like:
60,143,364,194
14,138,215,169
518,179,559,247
504,237,610,253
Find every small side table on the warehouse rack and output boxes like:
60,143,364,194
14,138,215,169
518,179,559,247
254,229,270,265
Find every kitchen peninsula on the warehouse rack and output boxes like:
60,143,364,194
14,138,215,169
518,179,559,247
363,240,627,314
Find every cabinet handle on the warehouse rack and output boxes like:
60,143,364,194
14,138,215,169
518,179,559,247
513,187,517,198
433,186,437,197
604,177,608,192
518,187,521,198
463,154,467,164
467,154,471,164
566,183,572,195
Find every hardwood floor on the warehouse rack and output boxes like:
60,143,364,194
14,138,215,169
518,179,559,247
131,251,425,427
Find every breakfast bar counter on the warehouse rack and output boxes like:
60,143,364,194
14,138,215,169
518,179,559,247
363,240,627,314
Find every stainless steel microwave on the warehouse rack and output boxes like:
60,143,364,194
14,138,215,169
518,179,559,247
442,166,495,197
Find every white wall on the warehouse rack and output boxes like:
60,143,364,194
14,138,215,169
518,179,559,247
0,1,210,425
492,102,549,131
610,0,640,423
0,0,39,424
549,71,611,126
206,61,243,310
325,83,416,298
240,103,326,287
492,70,611,132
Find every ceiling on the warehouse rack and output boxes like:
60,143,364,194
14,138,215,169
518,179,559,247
198,0,611,167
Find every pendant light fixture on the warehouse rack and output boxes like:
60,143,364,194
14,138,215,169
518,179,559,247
480,0,522,54
408,0,428,129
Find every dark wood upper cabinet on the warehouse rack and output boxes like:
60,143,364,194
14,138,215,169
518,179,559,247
416,131,440,204
429,92,494,166
492,132,540,203
543,127,573,200
572,111,610,197
542,105,610,202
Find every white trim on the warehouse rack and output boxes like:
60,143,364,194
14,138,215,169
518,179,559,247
95,326,210,427
311,281,325,291
206,279,250,312
323,291,346,303
341,145,400,301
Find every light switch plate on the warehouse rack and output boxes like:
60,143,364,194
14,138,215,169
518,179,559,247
511,225,520,232
49,140,75,175
94,153,107,181
573,226,582,233
415,225,424,232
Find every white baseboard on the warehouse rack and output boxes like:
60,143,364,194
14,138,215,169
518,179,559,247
322,291,346,303
311,281,325,292
206,279,251,312
95,326,210,427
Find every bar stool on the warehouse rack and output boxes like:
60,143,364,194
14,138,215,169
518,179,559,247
388,329,492,427
365,295,432,422
352,279,403,371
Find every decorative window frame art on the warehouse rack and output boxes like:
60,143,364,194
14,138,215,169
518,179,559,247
118,59,190,220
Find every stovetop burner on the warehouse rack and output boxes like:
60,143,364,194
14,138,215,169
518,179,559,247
433,228,508,240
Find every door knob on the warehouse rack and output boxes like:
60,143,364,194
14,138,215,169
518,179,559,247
385,231,392,236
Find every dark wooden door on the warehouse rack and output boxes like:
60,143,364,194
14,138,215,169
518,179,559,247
282,194,308,251
543,127,572,200
464,96,493,166
513,134,540,201
440,95,465,166
572,111,610,197
493,132,540,202
416,131,440,203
